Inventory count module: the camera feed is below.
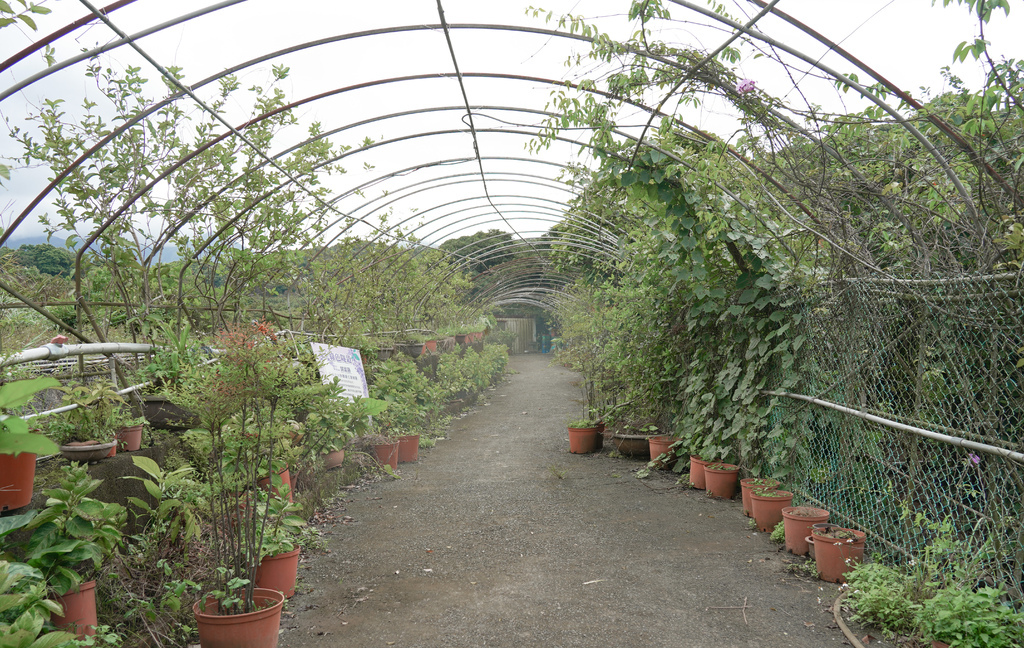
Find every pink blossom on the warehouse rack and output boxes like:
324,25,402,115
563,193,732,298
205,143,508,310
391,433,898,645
736,78,756,94
50,335,69,345
968,452,981,465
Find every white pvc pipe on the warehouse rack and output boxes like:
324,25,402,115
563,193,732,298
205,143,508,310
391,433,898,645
763,390,1024,464
0,342,155,368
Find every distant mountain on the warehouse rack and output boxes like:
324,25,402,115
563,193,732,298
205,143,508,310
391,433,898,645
2,235,180,262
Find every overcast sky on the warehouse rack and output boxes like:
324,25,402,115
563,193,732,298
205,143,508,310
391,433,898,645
1,0,1020,246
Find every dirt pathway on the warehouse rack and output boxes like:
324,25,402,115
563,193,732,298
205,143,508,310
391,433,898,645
280,354,863,648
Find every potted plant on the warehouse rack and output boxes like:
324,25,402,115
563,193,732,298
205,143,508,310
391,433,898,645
21,462,125,638
173,321,308,647
138,320,204,430
781,506,830,556
567,418,599,454
115,413,146,452
703,462,740,499
0,560,78,648
0,377,61,512
739,477,780,517
304,395,387,470
749,488,793,532
810,526,865,583
252,490,306,599
48,382,124,462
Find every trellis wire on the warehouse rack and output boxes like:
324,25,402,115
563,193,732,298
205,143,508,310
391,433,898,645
761,272,1024,602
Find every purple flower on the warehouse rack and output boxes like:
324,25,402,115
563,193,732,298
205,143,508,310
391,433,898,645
736,78,756,94
968,453,981,465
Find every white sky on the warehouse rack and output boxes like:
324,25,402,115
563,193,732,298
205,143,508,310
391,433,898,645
0,0,1020,247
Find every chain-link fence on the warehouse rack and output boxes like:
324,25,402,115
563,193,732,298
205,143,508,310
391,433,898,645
764,273,1024,600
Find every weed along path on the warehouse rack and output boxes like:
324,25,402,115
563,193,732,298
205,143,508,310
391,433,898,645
281,354,859,648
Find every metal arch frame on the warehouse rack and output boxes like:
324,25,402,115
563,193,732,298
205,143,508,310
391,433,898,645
407,234,618,312
3,15,979,257
322,219,622,318
6,61,798,294
667,0,976,221
0,10,972,324
0,52,770,259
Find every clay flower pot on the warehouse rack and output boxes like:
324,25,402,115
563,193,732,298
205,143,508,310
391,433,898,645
594,421,605,451
750,488,793,532
52,580,98,639
781,506,830,556
258,468,292,502
805,536,816,560
59,441,116,463
0,451,36,511
811,527,866,583
703,463,740,499
372,440,399,470
256,547,301,598
117,424,144,452
397,434,420,463
567,426,598,454
689,456,710,489
740,477,780,517
322,449,345,470
647,436,675,469
193,587,285,648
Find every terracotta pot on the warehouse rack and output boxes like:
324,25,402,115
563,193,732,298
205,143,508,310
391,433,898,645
805,535,816,560
0,451,36,511
689,456,710,489
258,468,292,502
372,440,399,470
647,436,675,469
193,587,285,648
397,434,420,463
52,580,97,639
739,478,780,517
322,449,345,470
116,424,144,452
423,339,437,354
567,427,598,454
60,441,116,463
812,528,866,583
703,463,740,499
931,642,950,648
256,547,301,598
781,506,830,556
750,489,794,532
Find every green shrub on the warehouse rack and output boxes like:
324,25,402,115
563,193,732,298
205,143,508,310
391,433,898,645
914,586,1024,648
845,562,918,636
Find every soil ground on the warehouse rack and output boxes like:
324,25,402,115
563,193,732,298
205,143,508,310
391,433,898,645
280,354,877,648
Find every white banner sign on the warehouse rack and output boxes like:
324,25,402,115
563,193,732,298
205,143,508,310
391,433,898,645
310,343,368,400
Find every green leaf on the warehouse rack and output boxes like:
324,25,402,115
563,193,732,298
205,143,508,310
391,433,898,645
30,631,80,648
130,455,161,479
738,289,759,304
0,377,60,409
0,433,59,456
64,516,95,539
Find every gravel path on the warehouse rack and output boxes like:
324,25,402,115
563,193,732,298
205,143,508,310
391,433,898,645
280,354,863,648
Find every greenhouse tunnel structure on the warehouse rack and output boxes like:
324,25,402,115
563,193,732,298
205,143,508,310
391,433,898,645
1,0,1023,613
